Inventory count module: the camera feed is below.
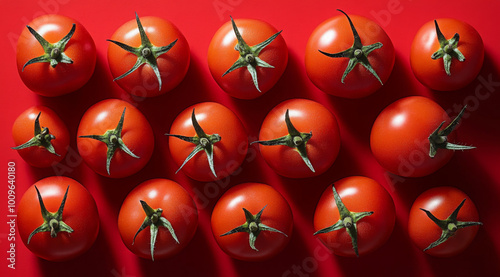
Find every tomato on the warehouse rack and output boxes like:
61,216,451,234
77,99,154,178
18,176,99,261
253,99,340,178
211,183,293,261
208,17,288,99
410,18,484,91
408,187,482,257
370,96,474,177
16,14,96,97
118,179,198,260
313,176,395,257
108,13,190,97
305,10,395,98
12,106,69,168
166,102,248,182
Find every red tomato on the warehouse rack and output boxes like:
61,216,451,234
313,176,395,257
12,106,69,168
108,14,190,97
410,18,484,91
211,183,293,261
16,14,96,96
208,18,288,99
118,179,198,260
408,187,482,257
305,10,395,98
167,102,248,182
18,176,99,261
254,99,340,178
77,99,154,178
370,96,473,177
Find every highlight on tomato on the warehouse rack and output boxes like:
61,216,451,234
107,13,190,97
16,14,96,96
118,179,198,261
12,106,69,168
313,176,395,257
208,16,288,99
211,183,293,261
18,176,100,261
305,9,395,98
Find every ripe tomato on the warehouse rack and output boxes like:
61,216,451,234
313,176,395,257
410,18,484,91
370,96,474,177
12,106,69,168
118,179,198,260
18,176,99,261
108,13,190,97
253,99,340,178
305,10,395,98
166,102,248,182
408,187,482,257
208,17,288,99
16,14,96,97
77,99,154,178
211,183,293,261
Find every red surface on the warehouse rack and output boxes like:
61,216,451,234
1,0,500,276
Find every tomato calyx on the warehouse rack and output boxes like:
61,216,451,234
132,200,179,261
222,16,283,92
251,109,315,172
12,112,60,156
431,20,466,76
107,13,178,91
165,108,222,178
28,185,74,244
318,9,384,85
428,105,475,158
22,24,75,71
314,184,374,257
79,107,139,175
420,198,482,252
220,205,288,251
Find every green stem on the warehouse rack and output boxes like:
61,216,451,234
11,112,60,156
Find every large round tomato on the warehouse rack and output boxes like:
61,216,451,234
254,99,340,178
408,187,482,257
211,183,293,261
12,106,69,168
16,14,96,96
305,10,395,98
118,179,198,260
77,99,154,178
167,102,248,182
18,176,99,261
208,18,288,99
410,18,484,91
108,14,190,97
313,176,395,257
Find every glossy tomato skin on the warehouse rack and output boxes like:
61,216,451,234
208,19,288,99
12,106,69,167
77,99,154,178
305,14,395,98
408,187,480,257
118,179,198,260
108,16,190,97
410,19,484,91
370,96,456,177
313,176,395,257
18,176,99,261
168,102,248,182
16,15,96,96
257,99,340,178
211,183,293,261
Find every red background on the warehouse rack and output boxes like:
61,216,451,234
2,0,500,276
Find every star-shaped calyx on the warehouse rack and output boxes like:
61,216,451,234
431,20,465,76
12,112,59,156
